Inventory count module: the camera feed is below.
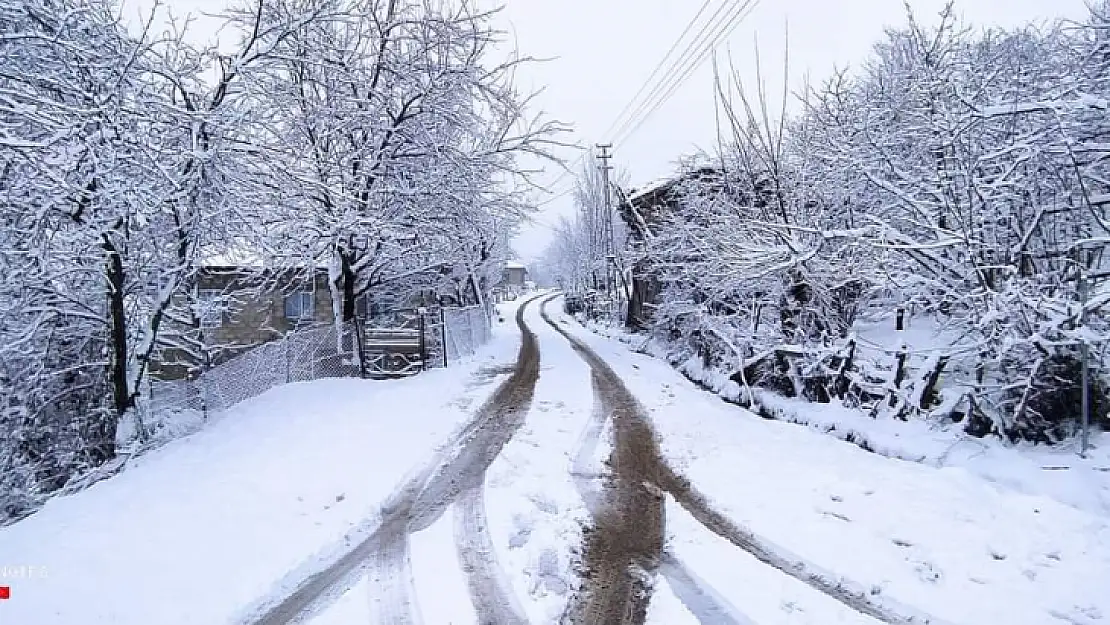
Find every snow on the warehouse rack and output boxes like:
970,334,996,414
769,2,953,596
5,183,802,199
304,487,481,625
0,300,525,625
555,306,1110,625
480,301,597,622
409,517,476,624
300,297,595,625
7,293,1110,625
663,500,871,624
645,575,701,625
592,317,1110,519
628,175,679,203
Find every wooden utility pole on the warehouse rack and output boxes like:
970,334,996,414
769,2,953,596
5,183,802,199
596,144,614,305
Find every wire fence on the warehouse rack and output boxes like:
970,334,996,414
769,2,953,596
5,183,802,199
441,305,492,366
137,304,491,442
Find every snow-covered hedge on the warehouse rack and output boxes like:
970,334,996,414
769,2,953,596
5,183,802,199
622,4,1110,443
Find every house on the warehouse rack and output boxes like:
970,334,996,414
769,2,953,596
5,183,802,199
619,167,723,240
491,261,530,300
503,261,529,287
151,265,335,379
618,167,724,329
153,260,443,380
152,230,506,379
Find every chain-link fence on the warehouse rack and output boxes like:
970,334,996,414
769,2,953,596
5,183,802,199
139,305,492,438
139,323,355,441
438,305,492,366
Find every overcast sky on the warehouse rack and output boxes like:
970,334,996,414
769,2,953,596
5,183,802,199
122,0,1091,260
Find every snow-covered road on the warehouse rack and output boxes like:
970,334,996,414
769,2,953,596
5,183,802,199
550,300,1110,625
3,293,1109,625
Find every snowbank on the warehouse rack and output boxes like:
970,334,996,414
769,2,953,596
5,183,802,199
590,321,1110,519
0,303,523,625
561,310,1110,625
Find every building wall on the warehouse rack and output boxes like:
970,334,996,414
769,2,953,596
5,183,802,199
152,268,334,379
503,266,528,287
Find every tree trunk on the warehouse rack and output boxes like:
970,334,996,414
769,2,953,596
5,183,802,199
340,249,357,322
100,234,129,463
337,248,367,377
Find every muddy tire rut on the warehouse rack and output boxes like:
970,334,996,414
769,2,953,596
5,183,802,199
541,299,942,625
541,304,665,625
249,294,544,625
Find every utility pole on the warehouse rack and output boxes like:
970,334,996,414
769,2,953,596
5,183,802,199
596,144,615,314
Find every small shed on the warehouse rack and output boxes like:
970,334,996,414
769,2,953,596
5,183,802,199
503,261,529,287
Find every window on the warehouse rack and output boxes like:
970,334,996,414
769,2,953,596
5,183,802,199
284,290,315,323
196,289,226,329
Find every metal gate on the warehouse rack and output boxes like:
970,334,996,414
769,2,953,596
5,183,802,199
359,305,482,377
362,309,425,378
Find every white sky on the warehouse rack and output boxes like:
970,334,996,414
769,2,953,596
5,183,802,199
121,0,1091,260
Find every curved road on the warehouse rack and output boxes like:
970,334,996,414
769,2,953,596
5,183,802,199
248,292,942,625
249,293,544,625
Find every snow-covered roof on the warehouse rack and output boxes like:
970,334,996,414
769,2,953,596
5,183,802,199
627,176,679,203
505,260,527,270
200,248,326,270
200,248,266,268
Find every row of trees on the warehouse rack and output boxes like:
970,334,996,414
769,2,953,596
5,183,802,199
539,153,628,301
552,3,1110,443
0,0,558,521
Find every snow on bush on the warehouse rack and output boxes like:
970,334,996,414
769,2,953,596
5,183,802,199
613,4,1110,444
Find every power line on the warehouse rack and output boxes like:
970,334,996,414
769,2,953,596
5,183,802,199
607,0,743,145
611,0,758,147
534,0,759,210
597,0,715,142
535,186,574,208
534,1,725,205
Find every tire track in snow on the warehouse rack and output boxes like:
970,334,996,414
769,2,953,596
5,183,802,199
541,297,950,625
454,485,529,625
246,294,545,625
434,292,548,625
568,387,610,516
365,520,421,625
657,551,754,625
542,302,666,625
656,471,951,625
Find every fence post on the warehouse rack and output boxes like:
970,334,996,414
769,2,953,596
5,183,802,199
199,375,209,422
1080,273,1090,458
418,307,428,371
310,330,318,380
468,307,478,356
284,335,291,383
440,308,449,368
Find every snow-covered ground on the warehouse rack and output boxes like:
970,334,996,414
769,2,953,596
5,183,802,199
558,307,1110,625
0,300,526,625
481,301,597,622
591,321,1110,519
6,294,1109,625
304,295,599,625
